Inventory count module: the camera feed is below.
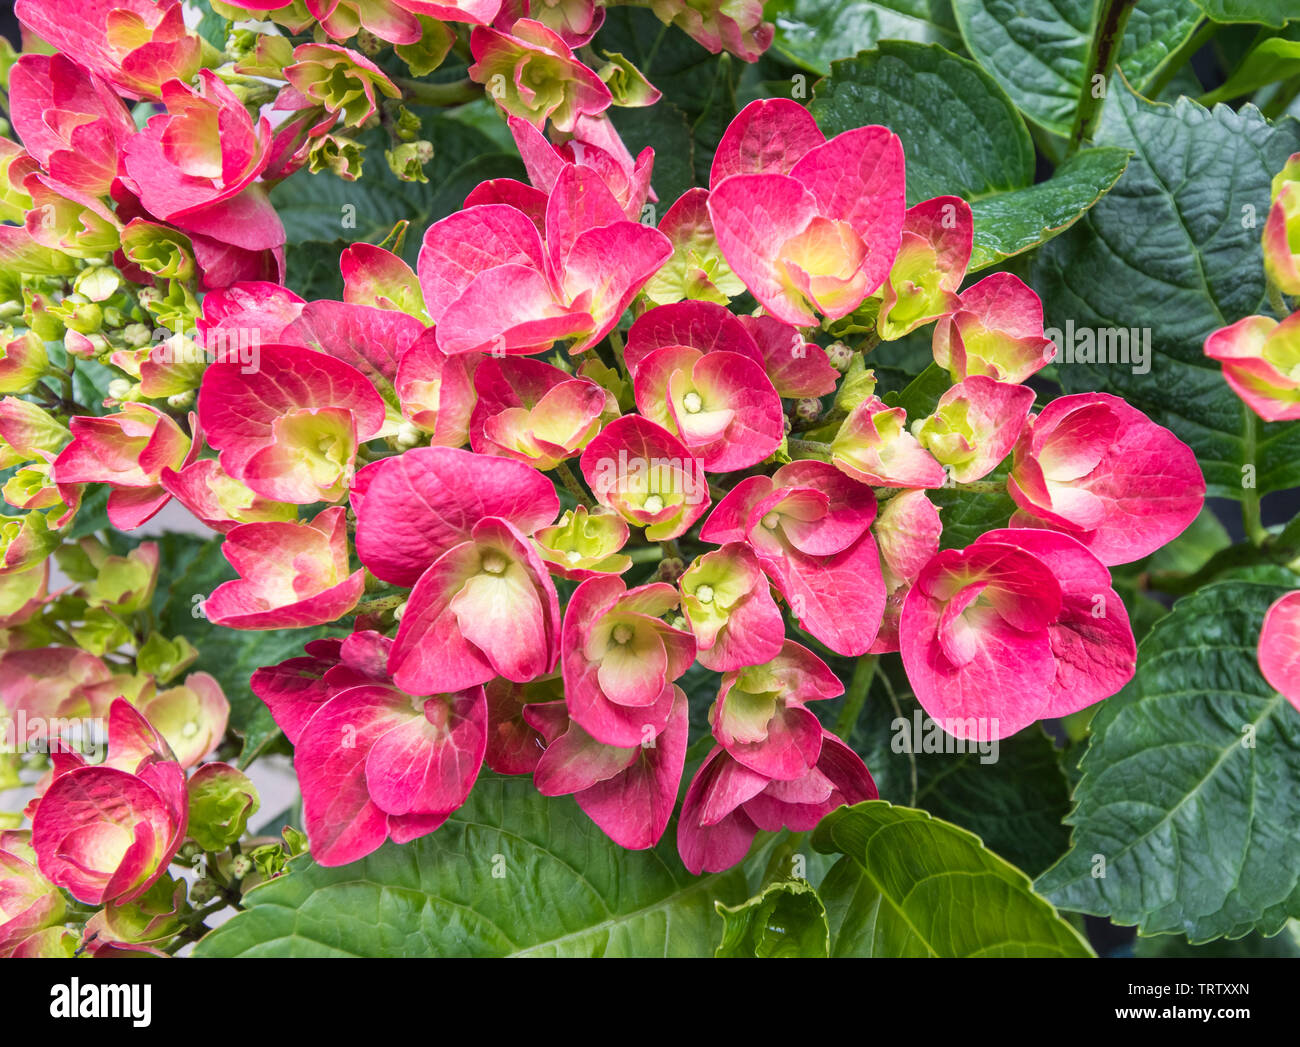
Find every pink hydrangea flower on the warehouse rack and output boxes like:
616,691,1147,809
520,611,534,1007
527,686,688,849
30,701,187,905
629,301,784,471
878,195,973,341
832,395,947,488
120,72,284,262
341,243,428,320
580,414,711,541
913,375,1037,484
642,186,746,307
532,504,632,581
711,640,843,780
932,272,1055,383
204,507,365,629
251,630,489,864
196,281,305,343
899,528,1136,740
678,736,876,875
283,298,425,393
494,0,605,47
252,632,390,746
14,0,202,100
1204,313,1300,423
647,0,773,62
1259,591,1300,711
560,575,695,747
680,542,784,672
469,18,611,132
294,679,488,865
418,165,670,355
0,646,114,721
359,449,562,693
160,457,297,534
506,114,652,221
482,674,560,775
702,460,885,655
198,343,387,505
1008,392,1204,565
470,355,615,469
1263,153,1300,296
394,330,480,447
7,53,136,199
737,314,840,398
51,403,191,529
707,99,905,326
0,830,67,958
134,672,230,769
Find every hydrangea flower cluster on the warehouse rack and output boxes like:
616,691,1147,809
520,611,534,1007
0,0,1218,957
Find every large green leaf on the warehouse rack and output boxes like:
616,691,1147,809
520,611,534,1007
1195,0,1297,28
1036,581,1300,942
715,879,830,957
195,776,749,956
150,533,338,764
810,41,1035,204
968,147,1131,270
1031,81,1300,498
769,0,962,76
812,801,1094,956
1201,38,1300,106
952,0,1202,134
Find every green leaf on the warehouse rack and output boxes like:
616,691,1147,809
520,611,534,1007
968,147,1130,270
195,776,749,956
188,0,230,51
952,0,1202,134
768,0,962,77
1031,80,1300,499
1135,922,1300,957
715,879,830,957
812,801,1094,956
810,41,1035,204
1202,38,1300,105
1195,1,1297,28
928,475,1016,549
885,360,950,417
1035,581,1300,942
149,533,339,763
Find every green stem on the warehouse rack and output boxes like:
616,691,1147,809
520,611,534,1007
787,437,832,462
553,459,595,508
1243,410,1267,547
834,655,877,738
351,593,406,617
607,327,632,385
627,545,663,563
1068,0,1140,154
395,77,481,107
1268,281,1290,319
956,480,1004,494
